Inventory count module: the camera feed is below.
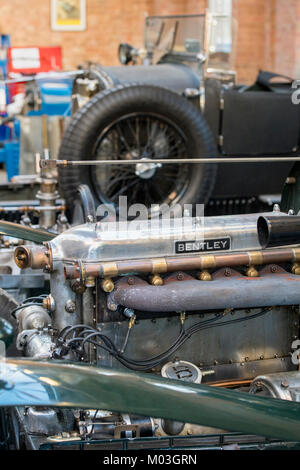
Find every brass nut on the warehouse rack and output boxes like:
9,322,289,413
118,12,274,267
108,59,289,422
101,278,114,293
245,266,259,277
149,274,163,286
198,270,212,281
292,263,300,275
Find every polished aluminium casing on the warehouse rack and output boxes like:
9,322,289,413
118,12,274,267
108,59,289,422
49,212,283,264
250,371,300,401
46,211,286,331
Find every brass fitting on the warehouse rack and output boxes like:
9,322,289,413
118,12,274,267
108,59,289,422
149,274,164,286
180,311,186,325
129,316,136,329
101,278,114,293
43,294,55,312
245,265,259,277
43,296,51,311
14,245,52,270
292,263,300,275
14,246,30,269
198,270,212,281
151,258,167,274
85,276,96,288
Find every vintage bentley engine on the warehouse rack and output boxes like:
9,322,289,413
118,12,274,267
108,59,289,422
10,210,300,446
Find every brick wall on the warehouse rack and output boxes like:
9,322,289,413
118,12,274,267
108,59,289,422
0,0,298,84
233,0,300,83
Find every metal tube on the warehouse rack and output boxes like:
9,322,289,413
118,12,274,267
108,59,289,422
2,359,300,441
0,221,56,243
113,270,300,312
64,247,300,279
0,205,65,212
258,216,300,248
40,156,300,169
36,178,60,229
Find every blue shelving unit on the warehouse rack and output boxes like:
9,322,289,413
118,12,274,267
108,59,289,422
0,35,73,181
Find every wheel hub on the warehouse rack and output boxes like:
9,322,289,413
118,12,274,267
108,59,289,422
135,157,162,180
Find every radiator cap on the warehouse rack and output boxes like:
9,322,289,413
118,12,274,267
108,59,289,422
161,360,202,384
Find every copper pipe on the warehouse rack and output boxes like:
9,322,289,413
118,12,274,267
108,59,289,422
209,379,252,388
0,205,66,213
64,247,300,280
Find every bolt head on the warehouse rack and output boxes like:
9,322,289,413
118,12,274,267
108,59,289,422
281,380,289,389
65,299,76,313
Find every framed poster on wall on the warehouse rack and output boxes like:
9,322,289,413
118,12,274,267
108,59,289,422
51,0,86,31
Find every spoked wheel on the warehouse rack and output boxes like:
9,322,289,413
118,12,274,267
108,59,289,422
92,113,192,215
58,84,217,218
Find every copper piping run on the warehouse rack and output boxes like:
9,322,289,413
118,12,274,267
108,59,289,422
0,205,66,213
64,247,300,280
209,379,252,388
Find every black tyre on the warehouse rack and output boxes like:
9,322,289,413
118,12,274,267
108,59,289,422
58,84,217,217
72,184,96,225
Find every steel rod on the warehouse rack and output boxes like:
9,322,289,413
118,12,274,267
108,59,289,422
0,205,65,212
40,156,300,168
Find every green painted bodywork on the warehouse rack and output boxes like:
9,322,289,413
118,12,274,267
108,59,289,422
0,318,14,348
39,435,300,451
281,163,300,213
0,220,55,243
1,358,300,441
